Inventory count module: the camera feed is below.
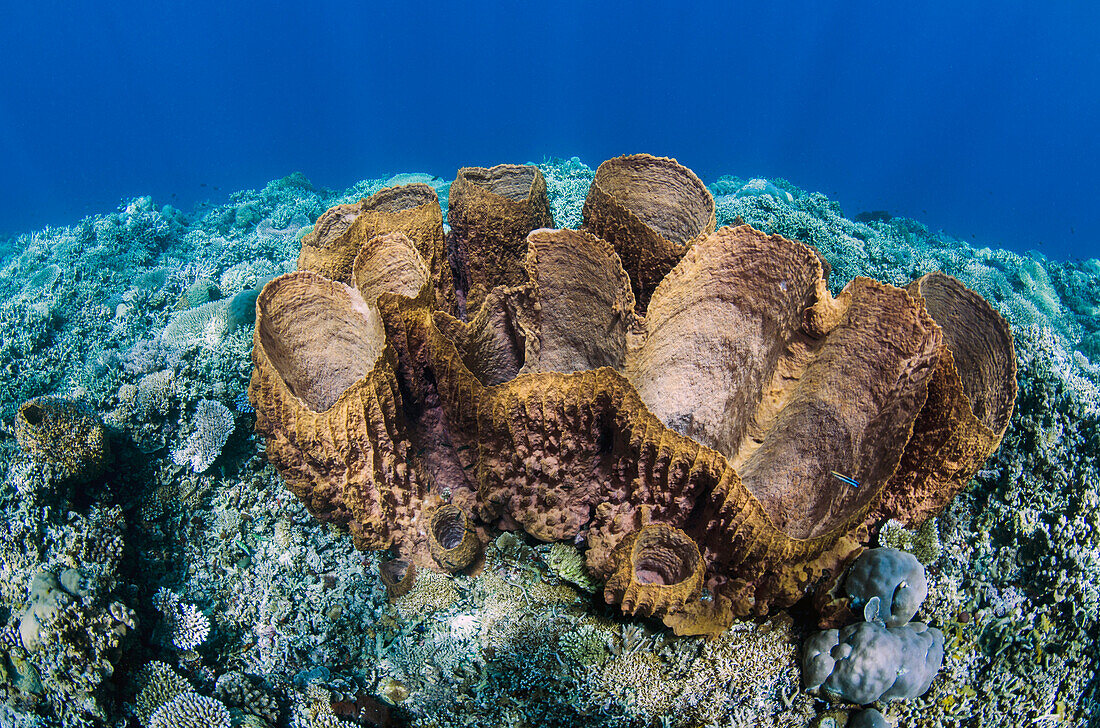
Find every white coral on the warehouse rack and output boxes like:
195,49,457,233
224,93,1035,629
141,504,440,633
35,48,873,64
172,399,234,473
153,587,211,651
163,300,229,350
171,603,211,650
149,692,230,728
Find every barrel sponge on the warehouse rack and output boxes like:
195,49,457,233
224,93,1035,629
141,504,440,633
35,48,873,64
379,559,417,598
15,396,109,484
802,621,944,704
298,183,455,314
249,156,1016,636
604,524,705,617
872,272,1017,527
448,163,553,314
582,153,715,313
845,547,928,627
427,504,480,572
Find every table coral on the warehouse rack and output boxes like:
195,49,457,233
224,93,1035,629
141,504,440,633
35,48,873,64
250,155,1017,636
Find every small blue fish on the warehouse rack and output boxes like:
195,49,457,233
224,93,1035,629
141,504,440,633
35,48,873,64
830,470,861,489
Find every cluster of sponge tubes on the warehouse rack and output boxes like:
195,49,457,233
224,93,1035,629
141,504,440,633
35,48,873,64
248,154,1017,636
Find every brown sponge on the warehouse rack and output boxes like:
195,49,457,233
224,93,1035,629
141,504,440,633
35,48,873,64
604,524,705,617
298,183,455,314
869,271,1017,527
582,154,715,312
448,164,553,315
251,158,1016,636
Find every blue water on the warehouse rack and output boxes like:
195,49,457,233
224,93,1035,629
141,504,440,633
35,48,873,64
2,1,1098,259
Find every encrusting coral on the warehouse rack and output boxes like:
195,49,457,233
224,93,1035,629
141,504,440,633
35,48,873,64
250,154,1017,636
15,396,109,485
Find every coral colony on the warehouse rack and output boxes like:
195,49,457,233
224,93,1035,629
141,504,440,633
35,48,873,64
0,155,1098,727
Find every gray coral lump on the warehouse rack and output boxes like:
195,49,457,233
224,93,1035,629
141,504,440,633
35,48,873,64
802,621,944,704
804,546,944,707
845,547,929,627
848,707,890,728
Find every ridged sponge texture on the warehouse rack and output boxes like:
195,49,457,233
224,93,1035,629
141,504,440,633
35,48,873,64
250,156,1016,636
872,272,1017,527
604,524,705,617
298,183,455,314
448,164,553,315
582,154,716,313
250,234,444,563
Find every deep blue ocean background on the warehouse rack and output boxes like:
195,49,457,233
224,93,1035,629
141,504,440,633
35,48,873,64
2,1,1098,260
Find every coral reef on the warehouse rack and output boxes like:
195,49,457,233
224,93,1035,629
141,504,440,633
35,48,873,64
213,671,281,727
152,588,210,651
148,692,231,728
0,158,1097,727
849,708,889,728
130,661,195,724
540,542,599,593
